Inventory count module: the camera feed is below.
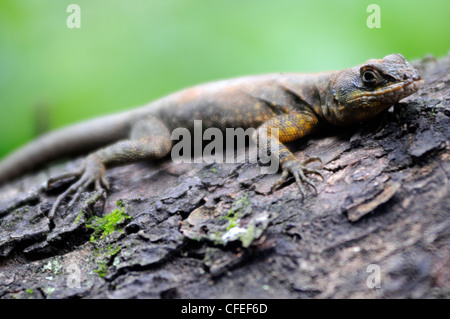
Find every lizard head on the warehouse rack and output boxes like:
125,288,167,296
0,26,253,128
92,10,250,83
331,53,424,124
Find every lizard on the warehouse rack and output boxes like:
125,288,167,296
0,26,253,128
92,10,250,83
0,53,423,219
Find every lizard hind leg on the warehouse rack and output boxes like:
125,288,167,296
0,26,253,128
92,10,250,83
46,115,172,220
47,154,108,220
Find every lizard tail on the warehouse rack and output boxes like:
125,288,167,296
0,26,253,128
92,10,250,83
0,112,133,185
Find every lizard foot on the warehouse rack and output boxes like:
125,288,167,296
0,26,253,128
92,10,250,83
47,154,109,220
271,156,323,198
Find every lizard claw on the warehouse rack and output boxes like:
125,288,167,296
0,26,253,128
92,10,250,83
302,156,322,166
47,155,109,220
271,156,322,198
271,170,290,193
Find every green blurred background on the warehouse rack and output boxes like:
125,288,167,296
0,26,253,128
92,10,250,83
0,0,449,158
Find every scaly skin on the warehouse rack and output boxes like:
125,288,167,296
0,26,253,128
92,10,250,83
0,54,423,219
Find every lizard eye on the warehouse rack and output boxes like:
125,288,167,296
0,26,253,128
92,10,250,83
361,70,378,86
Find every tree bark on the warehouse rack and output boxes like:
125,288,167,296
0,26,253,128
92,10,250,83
0,54,449,299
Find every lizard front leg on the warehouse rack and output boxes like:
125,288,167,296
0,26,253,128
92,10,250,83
47,115,172,219
255,111,323,197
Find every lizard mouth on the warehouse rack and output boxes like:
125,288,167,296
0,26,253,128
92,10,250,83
348,78,424,104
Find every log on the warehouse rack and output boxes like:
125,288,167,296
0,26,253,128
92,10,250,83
0,54,448,299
